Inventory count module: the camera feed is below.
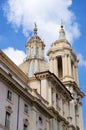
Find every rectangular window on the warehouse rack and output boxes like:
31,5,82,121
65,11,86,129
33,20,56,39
5,112,10,129
23,124,28,130
24,104,28,113
7,90,12,101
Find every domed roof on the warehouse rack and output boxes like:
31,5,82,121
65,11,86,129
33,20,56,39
19,59,49,77
19,23,48,77
26,23,45,47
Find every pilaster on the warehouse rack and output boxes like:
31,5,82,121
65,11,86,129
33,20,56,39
54,57,58,77
78,102,84,130
48,83,52,106
50,58,54,73
62,55,65,77
30,106,37,130
67,54,72,77
64,54,68,76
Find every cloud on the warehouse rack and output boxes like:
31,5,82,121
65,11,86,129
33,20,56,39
2,0,81,63
2,47,26,65
3,0,80,49
78,54,86,67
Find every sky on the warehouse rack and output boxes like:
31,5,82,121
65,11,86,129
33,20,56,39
0,0,86,128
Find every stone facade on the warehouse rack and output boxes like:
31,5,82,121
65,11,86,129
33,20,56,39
0,24,84,130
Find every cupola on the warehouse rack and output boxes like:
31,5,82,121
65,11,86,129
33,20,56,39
19,24,49,77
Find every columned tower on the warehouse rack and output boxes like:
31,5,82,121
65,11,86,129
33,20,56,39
47,25,79,85
47,25,84,130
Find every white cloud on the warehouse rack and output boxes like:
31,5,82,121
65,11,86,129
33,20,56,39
3,0,80,47
2,0,81,65
3,47,26,65
78,54,86,67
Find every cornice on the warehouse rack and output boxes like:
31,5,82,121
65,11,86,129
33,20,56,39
48,106,69,124
33,98,54,118
35,71,73,100
0,50,28,82
63,81,85,97
68,124,76,130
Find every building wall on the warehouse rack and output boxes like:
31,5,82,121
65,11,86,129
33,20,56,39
0,79,51,130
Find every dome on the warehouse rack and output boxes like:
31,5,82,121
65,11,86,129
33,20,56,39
26,24,45,48
19,24,48,77
19,59,49,77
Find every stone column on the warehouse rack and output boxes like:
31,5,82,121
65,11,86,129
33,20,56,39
48,84,52,106
54,57,58,77
69,100,76,125
53,90,56,109
78,102,84,130
52,118,57,130
64,54,68,76
41,79,48,100
46,118,50,130
75,63,79,85
62,55,65,77
53,118,57,130
67,54,72,77
73,64,75,79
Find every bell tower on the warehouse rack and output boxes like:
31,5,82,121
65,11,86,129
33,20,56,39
47,25,79,85
47,24,84,130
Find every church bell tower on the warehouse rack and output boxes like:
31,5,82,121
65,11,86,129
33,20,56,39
47,25,79,85
47,24,84,130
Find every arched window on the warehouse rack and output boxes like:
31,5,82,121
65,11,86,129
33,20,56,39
23,119,29,130
58,57,63,78
5,106,12,129
39,116,42,124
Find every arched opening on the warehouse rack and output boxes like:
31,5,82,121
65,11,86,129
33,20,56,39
58,57,63,78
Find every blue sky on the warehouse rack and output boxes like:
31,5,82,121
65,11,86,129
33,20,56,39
0,0,86,128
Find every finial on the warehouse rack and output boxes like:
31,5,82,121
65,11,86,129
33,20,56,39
61,19,64,28
34,22,38,35
58,20,66,40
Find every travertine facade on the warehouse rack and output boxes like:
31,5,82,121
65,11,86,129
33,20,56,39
0,24,84,130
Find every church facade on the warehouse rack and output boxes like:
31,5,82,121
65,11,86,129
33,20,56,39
0,24,84,130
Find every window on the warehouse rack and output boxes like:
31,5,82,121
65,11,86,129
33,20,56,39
7,90,12,101
39,116,42,124
23,124,28,130
62,100,64,111
58,57,63,78
5,112,10,129
56,94,59,106
24,104,28,113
